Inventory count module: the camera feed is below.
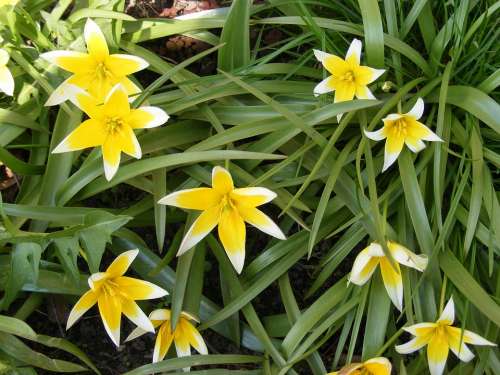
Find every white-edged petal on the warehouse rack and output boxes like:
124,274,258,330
368,68,386,83
122,299,155,333
464,330,497,346
134,106,169,128
389,242,428,271
313,77,333,97
382,147,401,172
364,128,386,141
395,337,428,354
345,38,362,64
406,98,424,120
313,49,334,63
438,297,455,325
66,290,97,329
46,81,88,107
383,113,403,121
125,326,149,342
149,309,171,322
231,187,277,206
403,322,437,336
348,245,379,286
0,66,14,96
450,342,474,362
406,139,426,153
177,205,221,256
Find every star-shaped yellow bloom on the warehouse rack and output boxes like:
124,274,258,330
66,250,169,346
396,297,496,375
40,18,148,105
52,84,169,180
127,309,208,363
364,98,442,171
348,241,427,311
313,39,384,121
159,166,285,273
327,357,391,375
0,49,14,96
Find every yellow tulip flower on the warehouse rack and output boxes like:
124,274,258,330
158,166,285,274
40,18,148,105
313,39,385,121
348,241,428,311
127,309,208,363
327,357,391,375
52,84,169,180
364,98,442,171
0,49,14,96
396,297,496,375
66,249,169,346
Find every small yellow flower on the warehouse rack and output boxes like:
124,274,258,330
66,250,169,346
52,84,169,180
348,241,427,311
396,297,496,375
0,49,14,96
327,357,391,375
127,309,208,363
364,98,442,171
313,39,385,121
40,18,148,105
158,166,285,274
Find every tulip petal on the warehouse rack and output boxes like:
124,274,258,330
334,81,356,103
403,322,437,337
218,207,246,274
40,51,93,74
383,135,404,172
158,188,221,210
313,76,334,96
388,242,428,271
125,326,149,342
408,119,443,142
379,257,403,311
119,77,142,97
345,38,362,65
114,125,142,159
364,128,386,141
115,276,168,300
0,66,14,96
427,335,449,375
212,166,234,193
405,137,426,153
348,246,379,286
463,330,496,346
180,319,208,355
395,336,430,354
438,297,455,325
154,323,174,363
122,299,154,333
106,249,138,277
97,293,122,346
88,272,108,291
178,205,221,256
231,187,277,207
45,79,85,106
355,85,375,100
84,19,109,60
446,327,475,362
363,357,392,375
104,84,131,118
174,334,191,358
66,290,97,329
238,205,285,240
313,49,334,64
150,309,171,322
406,98,424,120
102,137,122,181
106,54,149,76
52,119,107,153
72,89,102,118
127,107,169,129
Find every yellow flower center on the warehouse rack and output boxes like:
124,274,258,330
388,118,408,137
105,116,124,134
220,194,236,211
340,70,355,82
96,61,112,80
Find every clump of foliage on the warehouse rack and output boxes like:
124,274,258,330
0,0,499,374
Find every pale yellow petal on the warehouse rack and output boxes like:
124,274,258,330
437,297,455,325
211,166,234,193
446,327,475,362
403,322,437,337
363,357,392,375
102,138,122,181
158,188,222,210
427,335,449,375
40,51,93,74
103,84,131,118
395,336,431,354
97,293,122,346
388,241,428,272
379,257,403,311
66,290,97,329
73,90,103,119
179,319,208,355
383,134,405,172
218,207,246,273
0,66,14,96
237,205,285,240
348,246,379,286
105,249,138,277
114,276,168,300
463,329,496,346
313,76,334,96
106,54,148,76
407,118,442,142
177,205,221,256
154,322,174,363
121,299,154,333
231,187,277,207
333,81,356,103
84,19,109,61
126,107,169,129
52,119,107,153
